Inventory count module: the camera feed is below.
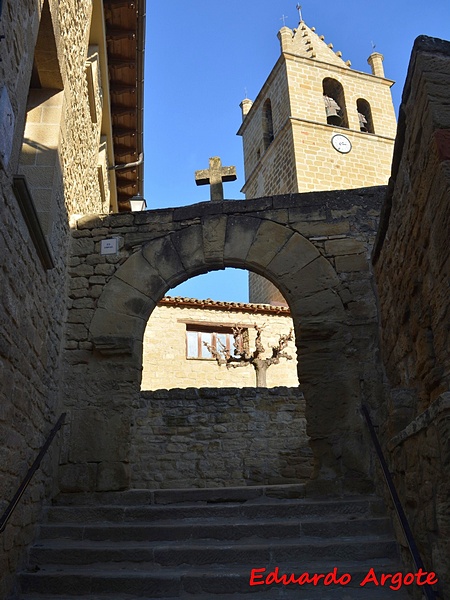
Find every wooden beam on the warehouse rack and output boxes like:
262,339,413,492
106,28,136,41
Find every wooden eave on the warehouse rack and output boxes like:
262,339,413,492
103,0,145,212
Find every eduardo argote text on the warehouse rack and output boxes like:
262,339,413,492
249,566,438,591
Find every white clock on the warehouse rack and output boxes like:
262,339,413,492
331,134,352,154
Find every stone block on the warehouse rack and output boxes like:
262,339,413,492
246,221,294,269
324,238,366,256
96,275,154,320
69,408,130,463
115,251,168,302
58,463,98,493
296,256,341,298
292,288,345,319
69,263,94,277
142,236,185,287
292,221,350,237
223,215,262,267
66,309,94,325
71,237,95,257
97,461,130,492
202,214,227,267
89,307,145,354
171,224,207,275
335,254,369,272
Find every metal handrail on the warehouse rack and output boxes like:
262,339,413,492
361,405,438,600
0,413,66,533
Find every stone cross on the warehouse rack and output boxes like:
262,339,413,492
195,156,237,201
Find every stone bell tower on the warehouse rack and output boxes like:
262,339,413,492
238,20,397,303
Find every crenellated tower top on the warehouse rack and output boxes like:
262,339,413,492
278,21,352,68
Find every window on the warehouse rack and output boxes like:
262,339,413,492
322,78,348,128
356,98,374,134
262,99,274,151
185,326,246,360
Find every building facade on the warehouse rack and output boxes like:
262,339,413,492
0,0,144,596
141,296,298,390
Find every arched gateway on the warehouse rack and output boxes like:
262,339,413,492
60,190,385,495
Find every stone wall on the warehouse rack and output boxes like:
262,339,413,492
141,300,298,390
60,188,385,495
130,387,312,489
373,36,450,598
0,0,109,596
373,36,450,413
248,271,288,305
386,393,450,597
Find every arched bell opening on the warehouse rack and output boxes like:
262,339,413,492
262,98,274,151
322,78,349,128
357,98,375,133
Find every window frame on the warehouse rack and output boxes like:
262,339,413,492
185,325,238,360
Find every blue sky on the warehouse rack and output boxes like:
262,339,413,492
143,1,449,302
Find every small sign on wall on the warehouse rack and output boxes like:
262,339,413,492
0,87,15,169
101,237,119,255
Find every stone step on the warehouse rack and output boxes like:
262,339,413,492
18,488,413,598
18,591,412,600
45,496,385,524
18,592,412,600
19,561,412,597
52,484,306,506
38,515,391,542
28,536,399,567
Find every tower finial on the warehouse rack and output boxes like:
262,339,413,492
280,14,288,26
371,40,376,51
296,3,303,22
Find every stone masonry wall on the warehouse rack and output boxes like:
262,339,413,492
248,271,288,305
374,37,450,413
141,301,298,390
373,36,450,598
386,393,450,598
0,1,108,597
60,187,386,496
130,387,312,489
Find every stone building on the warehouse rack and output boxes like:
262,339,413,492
237,20,397,304
141,296,298,390
0,0,144,596
0,3,449,597
237,21,397,199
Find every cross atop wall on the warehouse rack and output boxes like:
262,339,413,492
195,156,237,201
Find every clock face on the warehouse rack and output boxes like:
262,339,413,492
331,134,352,154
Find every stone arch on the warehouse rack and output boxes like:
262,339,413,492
89,215,344,361
81,212,376,493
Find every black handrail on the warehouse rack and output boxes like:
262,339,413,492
0,413,66,533
361,405,438,600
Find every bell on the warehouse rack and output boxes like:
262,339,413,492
358,111,368,132
324,95,342,125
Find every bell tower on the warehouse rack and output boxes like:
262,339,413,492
238,20,397,303
237,21,397,199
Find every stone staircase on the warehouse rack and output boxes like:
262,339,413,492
17,485,412,599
